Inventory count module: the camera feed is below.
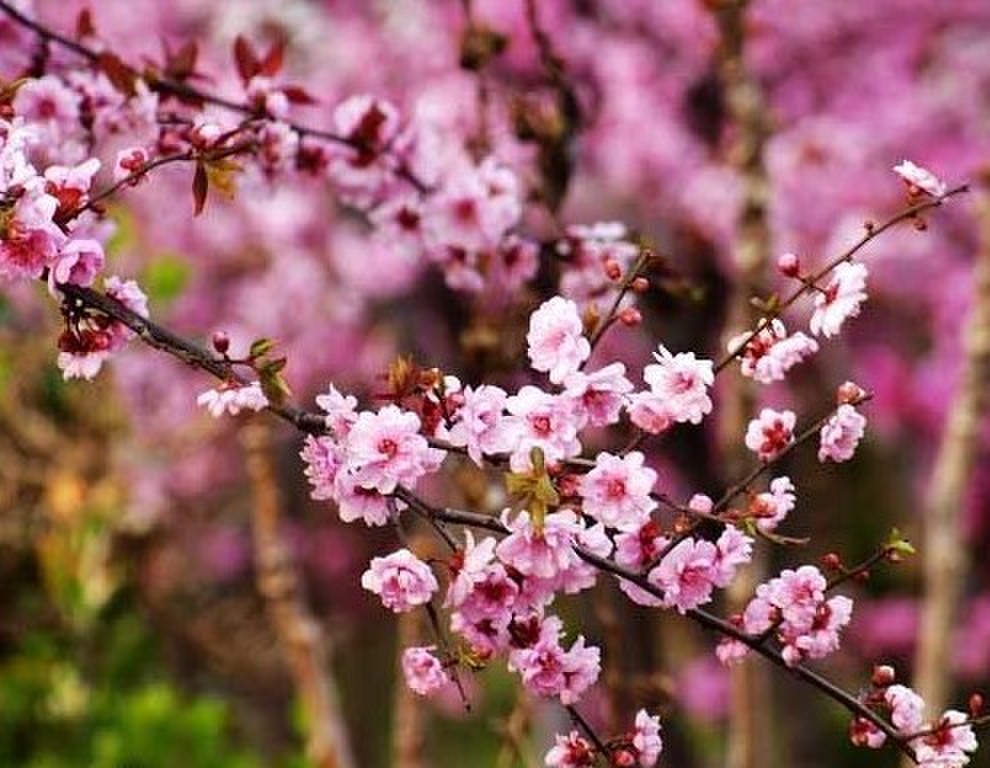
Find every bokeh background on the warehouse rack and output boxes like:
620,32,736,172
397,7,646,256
2,1,990,766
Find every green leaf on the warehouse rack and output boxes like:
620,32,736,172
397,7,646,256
885,527,916,556
249,337,276,359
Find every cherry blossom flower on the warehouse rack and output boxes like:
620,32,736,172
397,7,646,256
300,435,341,501
563,363,633,428
886,684,926,733
752,476,797,532
650,537,719,613
642,346,714,424
496,509,584,582
526,296,591,384
48,238,104,290
504,386,582,471
360,548,438,613
196,382,269,417
345,405,444,493
579,451,657,530
727,318,818,383
632,709,664,767
912,710,978,767
810,262,868,338
447,384,513,465
893,160,948,198
745,408,796,461
315,384,359,437
333,471,391,527
614,521,668,607
401,646,450,696
818,403,867,462
544,731,596,768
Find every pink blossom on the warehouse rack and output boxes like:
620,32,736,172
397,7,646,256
0,191,62,282
752,476,797,532
632,709,663,767
510,616,601,704
504,386,582,471
745,408,796,461
360,548,438,613
810,261,868,338
447,384,513,465
818,403,867,462
614,521,668,607
650,537,718,613
563,362,633,428
544,731,595,767
496,509,583,582
13,75,81,135
526,296,591,384
113,146,150,184
56,329,111,381
345,405,444,493
333,471,391,527
642,346,714,424
196,382,269,417
300,435,341,501
401,646,450,696
893,160,947,198
579,451,657,530
850,717,888,749
711,526,754,587
49,238,104,289
626,390,672,435
727,318,818,383
886,684,926,733
315,384,359,437
912,710,978,768
325,95,402,206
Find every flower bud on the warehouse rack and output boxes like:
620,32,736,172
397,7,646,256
212,331,230,355
970,693,984,718
777,252,800,277
871,664,896,687
821,552,842,571
837,380,865,404
631,276,650,293
618,307,642,327
604,258,622,281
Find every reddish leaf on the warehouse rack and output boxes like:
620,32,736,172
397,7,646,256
97,52,137,97
76,8,95,38
167,40,199,80
259,40,285,77
192,161,208,216
282,84,317,105
233,35,260,83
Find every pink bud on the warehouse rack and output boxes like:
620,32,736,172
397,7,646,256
837,381,865,404
604,258,622,281
618,307,642,327
631,276,650,293
777,252,800,277
212,331,230,355
871,664,896,687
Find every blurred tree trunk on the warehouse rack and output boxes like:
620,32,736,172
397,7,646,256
913,182,990,716
711,3,776,768
241,422,356,768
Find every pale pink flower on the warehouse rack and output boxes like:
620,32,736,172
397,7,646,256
818,403,867,462
526,296,591,384
850,717,888,749
893,160,948,198
13,75,81,134
563,362,633,428
504,386,582,471
711,526,753,587
345,405,444,493
196,382,269,417
496,509,583,582
810,262,868,338
315,384,359,436
300,435,341,501
752,476,797,532
48,238,104,289
727,318,818,383
333,471,391,527
614,521,668,607
56,333,110,380
886,685,926,733
632,709,663,767
642,346,714,424
544,731,595,767
113,146,150,183
401,646,450,696
361,548,438,613
626,390,672,435
912,710,978,768
579,451,657,530
650,537,718,613
447,384,513,465
745,408,796,461
0,191,62,282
